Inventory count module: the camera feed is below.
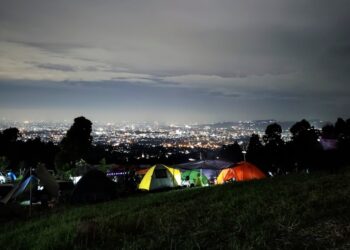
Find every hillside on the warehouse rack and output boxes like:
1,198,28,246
1,168,350,250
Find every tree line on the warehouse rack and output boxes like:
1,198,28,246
222,118,350,174
0,117,349,175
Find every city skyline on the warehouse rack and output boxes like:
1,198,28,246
1,1,349,123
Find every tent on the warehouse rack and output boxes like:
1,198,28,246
138,164,181,191
136,168,150,176
36,164,59,199
181,170,209,187
0,184,14,200
1,165,60,205
1,170,35,204
217,162,266,184
176,160,232,170
175,160,233,183
7,172,17,182
71,169,117,204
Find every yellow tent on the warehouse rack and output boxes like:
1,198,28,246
138,164,181,191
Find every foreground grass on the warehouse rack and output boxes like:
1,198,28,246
1,169,350,250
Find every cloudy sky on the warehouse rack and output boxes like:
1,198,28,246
0,0,349,123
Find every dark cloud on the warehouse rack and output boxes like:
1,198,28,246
5,40,90,54
36,63,76,72
0,0,349,122
208,91,241,99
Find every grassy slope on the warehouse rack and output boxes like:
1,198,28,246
1,169,350,250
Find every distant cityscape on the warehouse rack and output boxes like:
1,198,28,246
0,119,328,149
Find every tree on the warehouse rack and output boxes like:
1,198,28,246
289,119,321,171
0,127,20,155
263,123,286,174
0,128,20,170
322,124,336,139
218,142,243,162
290,119,311,138
264,123,283,145
335,118,346,139
55,116,92,171
337,118,350,165
246,134,265,170
1,127,20,142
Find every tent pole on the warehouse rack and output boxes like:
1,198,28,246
172,167,175,187
29,167,32,217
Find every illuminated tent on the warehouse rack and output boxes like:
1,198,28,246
175,160,232,182
7,172,17,182
181,170,209,186
217,162,266,184
0,175,38,204
138,164,181,191
1,165,58,204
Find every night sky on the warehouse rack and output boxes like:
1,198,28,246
0,0,349,123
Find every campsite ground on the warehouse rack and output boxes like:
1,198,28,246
1,167,350,250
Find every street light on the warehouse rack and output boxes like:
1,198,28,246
242,150,247,162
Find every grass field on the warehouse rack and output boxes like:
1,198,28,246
1,168,350,250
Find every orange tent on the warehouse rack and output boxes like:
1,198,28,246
217,162,266,184
136,168,150,175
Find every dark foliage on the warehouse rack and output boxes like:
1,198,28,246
289,119,322,171
0,128,58,171
55,116,92,171
246,118,350,175
246,134,265,171
218,142,243,162
264,122,283,144
262,123,286,174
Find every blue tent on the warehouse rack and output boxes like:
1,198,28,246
7,172,17,182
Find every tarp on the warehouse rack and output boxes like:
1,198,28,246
217,162,266,184
181,170,209,186
1,166,59,204
36,164,59,198
1,170,31,204
139,164,181,191
175,160,233,170
12,175,38,198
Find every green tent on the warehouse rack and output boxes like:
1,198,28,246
181,170,209,187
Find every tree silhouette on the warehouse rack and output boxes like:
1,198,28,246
290,119,311,138
335,118,346,138
0,127,20,154
337,118,350,166
264,123,283,145
246,134,265,171
219,142,243,162
0,127,59,171
1,127,20,142
321,124,336,139
55,116,92,171
263,123,286,174
289,119,321,171
0,128,20,169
